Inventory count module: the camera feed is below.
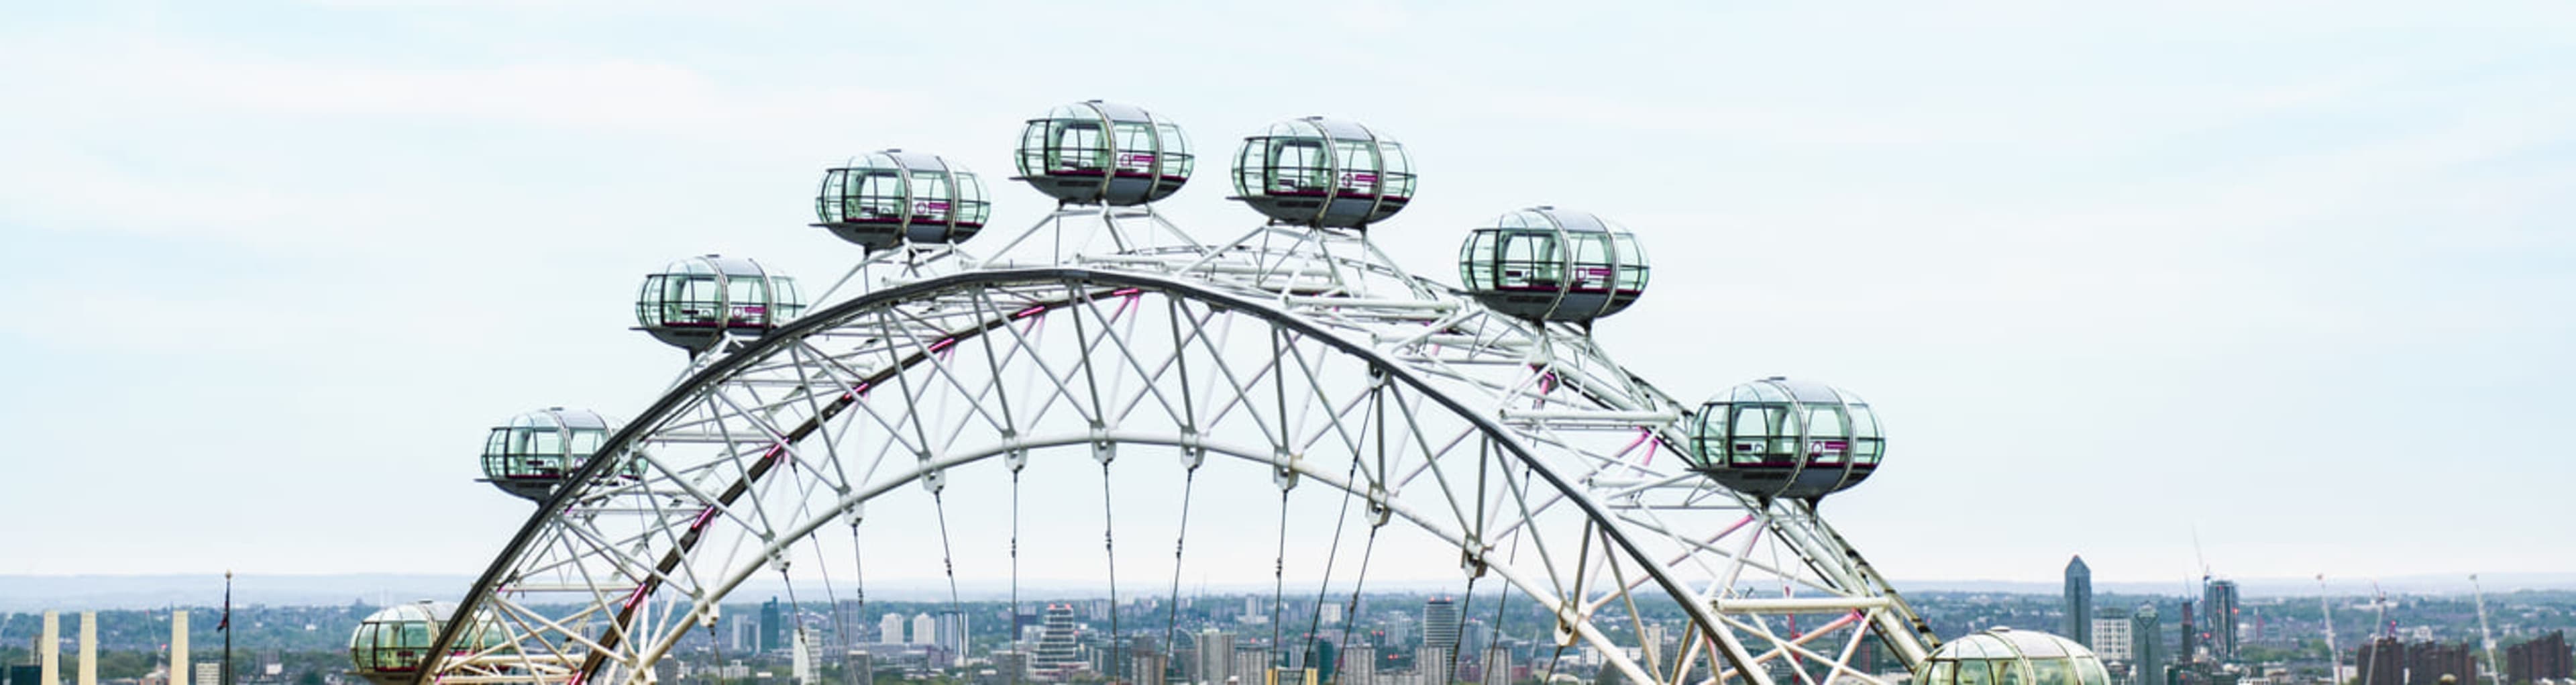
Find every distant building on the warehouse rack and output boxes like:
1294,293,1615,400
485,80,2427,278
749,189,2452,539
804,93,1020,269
1130,644,1169,685
1196,629,1237,685
2201,581,2239,663
794,627,820,685
194,663,221,685
2133,604,2164,685
936,612,971,666
1032,604,1081,681
1233,645,1272,685
1479,645,1511,685
764,598,788,653
2093,611,2134,662
1342,645,1379,685
1267,668,1316,685
2358,637,2481,685
882,613,908,645
1417,646,1452,685
2066,557,2094,647
2508,631,2570,684
914,614,938,649
2179,601,2197,664
1422,598,1460,685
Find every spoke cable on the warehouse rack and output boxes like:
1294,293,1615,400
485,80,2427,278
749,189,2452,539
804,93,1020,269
1301,378,1381,668
930,490,967,649
1101,460,1123,672
1010,465,1024,685
1160,467,1202,677
1476,466,1532,685
1268,486,1292,670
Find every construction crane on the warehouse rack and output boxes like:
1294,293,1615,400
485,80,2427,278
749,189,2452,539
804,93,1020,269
2320,574,2341,685
2358,580,2391,685
2471,574,2502,685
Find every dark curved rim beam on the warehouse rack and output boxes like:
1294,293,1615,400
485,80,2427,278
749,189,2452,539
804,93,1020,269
419,266,1752,685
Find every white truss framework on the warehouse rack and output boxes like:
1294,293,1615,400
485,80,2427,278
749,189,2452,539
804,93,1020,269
421,217,1941,685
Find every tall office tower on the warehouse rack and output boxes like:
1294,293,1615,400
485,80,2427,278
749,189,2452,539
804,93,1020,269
41,612,58,685
1320,603,1344,627
171,611,189,685
1641,625,1668,668
728,614,757,651
2201,580,2239,663
2178,600,2196,664
1422,599,1460,649
1033,604,1081,680
2131,604,2163,685
936,612,971,666
1479,645,1511,685
1421,598,1459,685
835,600,867,642
881,613,906,644
2065,557,2093,647
914,615,938,649
1459,621,1489,664
1196,630,1238,685
762,598,786,653
78,613,95,685
1340,645,1377,685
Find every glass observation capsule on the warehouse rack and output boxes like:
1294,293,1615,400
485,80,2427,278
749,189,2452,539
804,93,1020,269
634,255,804,354
1457,207,1649,323
1230,116,1415,229
1688,377,1884,500
348,602,500,685
1014,101,1193,206
479,407,623,503
814,150,991,250
1915,629,2110,685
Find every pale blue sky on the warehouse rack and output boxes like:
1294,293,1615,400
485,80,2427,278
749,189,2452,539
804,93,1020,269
2,1,2571,586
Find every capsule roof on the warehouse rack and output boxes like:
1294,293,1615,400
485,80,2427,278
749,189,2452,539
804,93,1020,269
482,407,621,503
1230,116,1415,229
815,149,991,250
1917,629,2110,685
1014,100,1193,207
1688,376,1884,501
633,254,804,354
358,601,450,625
1457,207,1650,323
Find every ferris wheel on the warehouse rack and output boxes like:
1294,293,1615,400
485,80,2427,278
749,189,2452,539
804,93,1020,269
396,101,1943,685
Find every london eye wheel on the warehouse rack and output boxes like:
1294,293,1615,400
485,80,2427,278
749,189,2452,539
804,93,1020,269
417,103,1941,685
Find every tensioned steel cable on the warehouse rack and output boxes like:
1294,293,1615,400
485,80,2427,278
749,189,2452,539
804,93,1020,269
1269,487,1292,667
1301,380,1378,666
1101,460,1122,670
1159,468,1200,678
930,490,967,649
1010,468,1023,685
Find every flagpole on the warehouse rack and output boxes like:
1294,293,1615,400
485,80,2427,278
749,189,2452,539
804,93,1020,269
222,571,233,685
